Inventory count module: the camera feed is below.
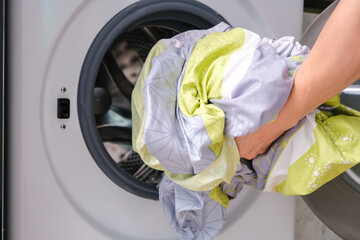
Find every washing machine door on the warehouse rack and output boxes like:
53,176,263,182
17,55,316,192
300,1,360,239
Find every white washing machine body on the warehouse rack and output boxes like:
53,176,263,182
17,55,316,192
8,1,303,239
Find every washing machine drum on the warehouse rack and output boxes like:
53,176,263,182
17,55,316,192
78,0,229,200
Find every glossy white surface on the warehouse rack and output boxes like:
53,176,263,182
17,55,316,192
8,0,301,239
201,0,304,39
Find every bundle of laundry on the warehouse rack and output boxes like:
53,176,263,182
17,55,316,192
132,22,360,240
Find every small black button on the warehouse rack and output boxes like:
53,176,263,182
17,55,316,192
57,98,70,119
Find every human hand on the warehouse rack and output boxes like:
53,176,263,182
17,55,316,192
235,121,287,160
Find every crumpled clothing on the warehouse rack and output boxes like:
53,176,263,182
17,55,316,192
242,105,360,196
133,22,308,187
131,22,360,240
132,22,305,240
158,176,227,240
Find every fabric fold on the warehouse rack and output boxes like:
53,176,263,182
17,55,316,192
132,22,360,240
159,176,227,240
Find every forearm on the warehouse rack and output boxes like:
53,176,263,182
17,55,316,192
235,0,360,159
273,0,360,132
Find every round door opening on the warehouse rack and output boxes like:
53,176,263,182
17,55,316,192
95,25,179,191
78,0,227,199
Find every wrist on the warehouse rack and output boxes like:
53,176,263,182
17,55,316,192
267,117,294,139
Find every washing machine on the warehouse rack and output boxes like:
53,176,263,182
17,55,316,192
6,0,304,239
